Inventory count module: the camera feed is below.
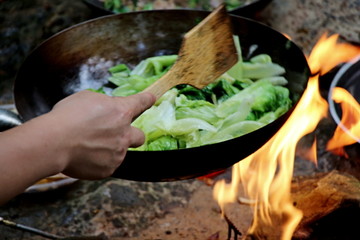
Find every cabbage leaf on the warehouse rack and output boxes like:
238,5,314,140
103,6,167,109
100,37,292,150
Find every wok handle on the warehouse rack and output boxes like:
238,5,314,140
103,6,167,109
0,108,22,131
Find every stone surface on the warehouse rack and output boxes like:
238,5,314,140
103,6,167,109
0,178,203,239
116,182,229,240
259,0,360,55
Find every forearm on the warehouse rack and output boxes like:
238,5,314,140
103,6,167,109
0,113,67,205
0,91,155,205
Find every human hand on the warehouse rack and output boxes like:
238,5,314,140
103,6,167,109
48,90,156,179
0,90,155,205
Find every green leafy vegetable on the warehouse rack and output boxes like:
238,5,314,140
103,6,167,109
103,0,252,13
147,136,178,151
97,36,292,151
109,55,177,97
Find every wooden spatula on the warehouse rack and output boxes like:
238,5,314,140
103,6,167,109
143,4,238,99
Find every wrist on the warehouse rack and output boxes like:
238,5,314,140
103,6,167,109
34,112,71,175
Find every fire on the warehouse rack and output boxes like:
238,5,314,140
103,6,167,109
213,34,360,239
307,34,360,75
327,87,360,154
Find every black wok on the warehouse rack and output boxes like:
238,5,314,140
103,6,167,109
8,10,309,181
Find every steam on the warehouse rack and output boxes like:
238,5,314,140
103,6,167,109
65,56,115,94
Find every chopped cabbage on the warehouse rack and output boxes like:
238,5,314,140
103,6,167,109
94,37,292,150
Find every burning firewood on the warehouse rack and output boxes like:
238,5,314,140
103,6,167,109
222,170,360,240
292,170,360,239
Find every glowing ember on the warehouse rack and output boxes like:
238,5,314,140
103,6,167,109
213,34,360,239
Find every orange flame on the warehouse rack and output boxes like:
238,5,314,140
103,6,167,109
307,34,360,75
213,33,360,239
327,86,360,153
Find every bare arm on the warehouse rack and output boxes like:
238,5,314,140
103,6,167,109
0,90,155,205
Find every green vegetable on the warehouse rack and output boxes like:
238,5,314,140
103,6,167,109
175,95,219,125
103,0,250,13
226,35,243,80
108,63,130,74
242,62,286,79
97,36,292,151
87,87,106,94
110,55,177,97
147,136,178,151
131,55,177,77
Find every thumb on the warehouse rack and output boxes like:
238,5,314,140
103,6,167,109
117,92,156,120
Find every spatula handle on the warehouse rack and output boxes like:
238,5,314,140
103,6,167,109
142,71,180,99
142,4,236,100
